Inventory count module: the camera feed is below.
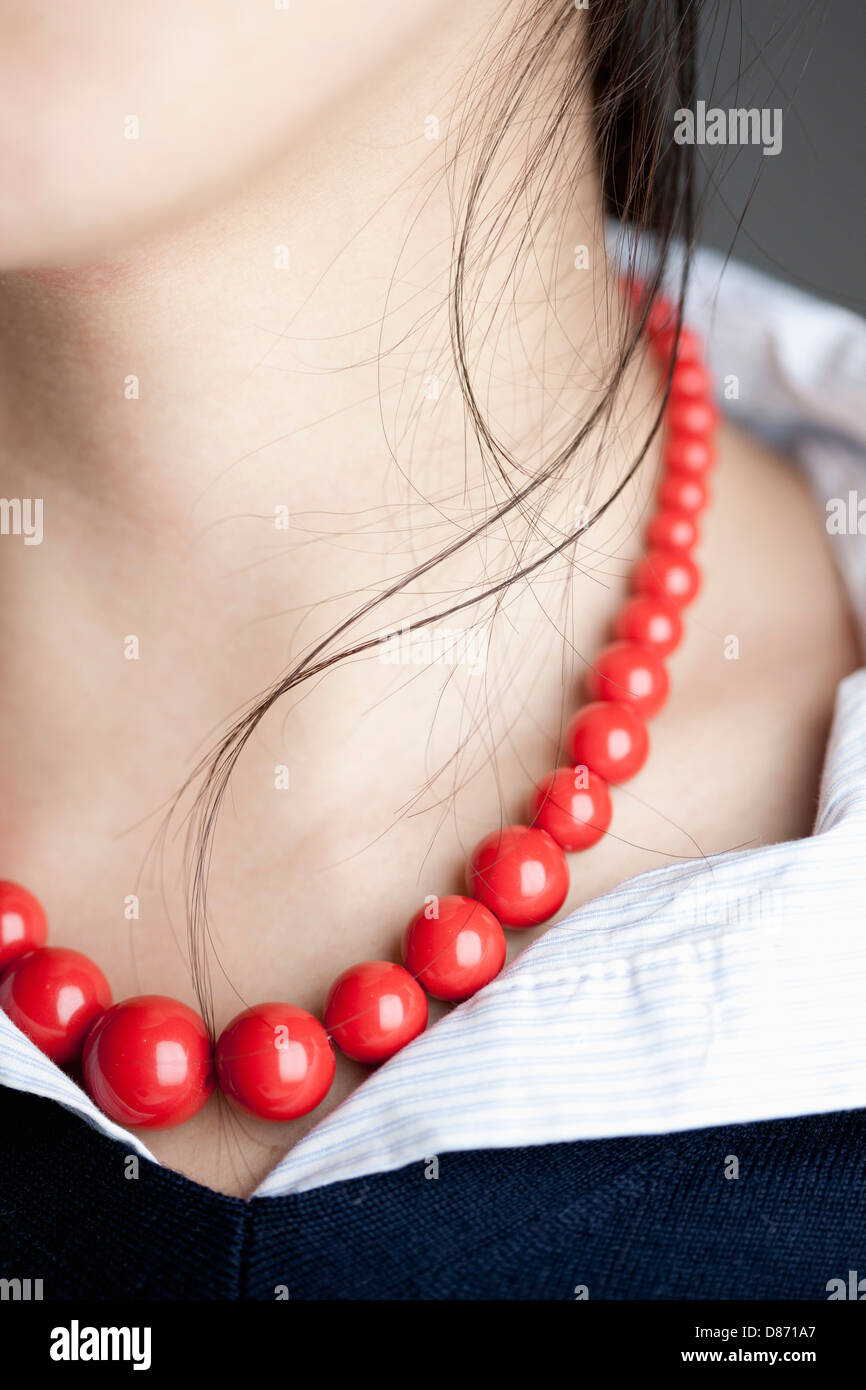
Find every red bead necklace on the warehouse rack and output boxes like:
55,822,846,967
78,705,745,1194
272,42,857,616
0,291,718,1131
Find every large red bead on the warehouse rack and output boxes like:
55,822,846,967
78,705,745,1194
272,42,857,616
670,361,712,400
468,825,568,929
633,547,701,608
647,508,698,552
652,324,701,365
0,946,111,1065
665,435,715,476
82,995,214,1129
622,278,673,332
615,593,683,656
402,896,506,1002
586,641,669,720
658,474,708,515
530,767,612,852
216,1003,335,1121
0,881,48,971
641,295,676,339
667,398,718,437
324,962,427,1064
565,701,649,783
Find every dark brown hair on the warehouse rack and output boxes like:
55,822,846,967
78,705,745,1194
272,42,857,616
171,0,703,1031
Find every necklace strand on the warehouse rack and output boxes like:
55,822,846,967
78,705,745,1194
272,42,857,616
0,289,718,1130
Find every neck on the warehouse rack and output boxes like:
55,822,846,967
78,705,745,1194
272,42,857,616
0,0,634,604
0,4,659,1004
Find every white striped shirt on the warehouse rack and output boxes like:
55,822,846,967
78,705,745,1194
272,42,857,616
2,245,865,1197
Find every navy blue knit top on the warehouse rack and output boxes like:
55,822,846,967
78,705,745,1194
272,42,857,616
2,1085,864,1300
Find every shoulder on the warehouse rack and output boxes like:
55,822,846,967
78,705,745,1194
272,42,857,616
703,420,861,676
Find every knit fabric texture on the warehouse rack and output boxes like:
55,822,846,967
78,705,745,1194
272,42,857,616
2,1085,864,1300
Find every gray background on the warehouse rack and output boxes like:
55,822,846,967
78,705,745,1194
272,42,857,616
696,0,865,315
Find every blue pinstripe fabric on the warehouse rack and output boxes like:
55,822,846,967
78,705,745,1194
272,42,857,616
1,246,864,1199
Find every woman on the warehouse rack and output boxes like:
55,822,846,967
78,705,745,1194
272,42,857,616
0,0,864,1300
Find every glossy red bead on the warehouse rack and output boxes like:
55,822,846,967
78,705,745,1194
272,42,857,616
626,287,676,341
647,508,698,552
0,946,111,1065
82,995,214,1129
402,896,506,1002
615,593,683,657
467,825,569,929
652,324,701,365
633,547,701,608
670,361,712,400
0,881,48,971
565,701,649,783
668,397,719,437
658,474,708,514
586,641,670,720
642,295,676,339
216,1003,335,1121
665,435,715,476
324,961,427,1064
530,767,612,853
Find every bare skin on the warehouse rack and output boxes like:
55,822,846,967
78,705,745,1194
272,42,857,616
0,2,859,1198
